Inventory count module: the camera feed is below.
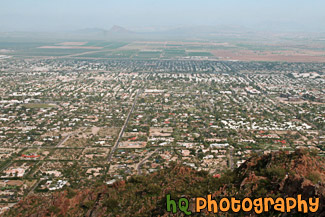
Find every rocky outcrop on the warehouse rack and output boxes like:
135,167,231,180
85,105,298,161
4,149,325,217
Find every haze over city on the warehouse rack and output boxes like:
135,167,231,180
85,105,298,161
1,0,325,32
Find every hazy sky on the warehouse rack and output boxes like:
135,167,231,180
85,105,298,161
1,0,325,32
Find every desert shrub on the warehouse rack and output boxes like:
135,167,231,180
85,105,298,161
146,183,161,195
66,188,76,198
307,171,322,184
265,166,286,180
104,198,119,211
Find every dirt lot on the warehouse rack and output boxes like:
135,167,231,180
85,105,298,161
58,42,87,46
119,141,147,149
211,49,325,62
38,46,103,49
149,127,173,137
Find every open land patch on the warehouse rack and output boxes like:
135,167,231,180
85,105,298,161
211,49,325,62
38,46,103,49
57,42,88,46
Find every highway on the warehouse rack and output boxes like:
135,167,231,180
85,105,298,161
107,89,141,163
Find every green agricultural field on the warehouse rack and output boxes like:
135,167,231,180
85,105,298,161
0,41,47,49
163,49,186,58
84,41,113,47
166,44,183,47
134,51,161,59
66,41,128,49
0,40,129,57
187,51,213,56
79,50,138,58
78,51,113,58
107,50,138,58
104,42,129,49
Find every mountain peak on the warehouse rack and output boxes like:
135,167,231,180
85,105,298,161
109,25,133,34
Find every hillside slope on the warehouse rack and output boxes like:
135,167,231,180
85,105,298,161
4,149,325,217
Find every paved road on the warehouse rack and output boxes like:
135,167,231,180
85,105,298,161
136,148,160,175
27,179,42,196
0,161,12,173
56,128,87,148
107,89,141,163
56,134,71,147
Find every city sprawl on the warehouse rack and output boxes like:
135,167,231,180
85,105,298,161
0,58,324,208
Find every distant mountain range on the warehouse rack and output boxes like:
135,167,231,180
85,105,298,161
109,25,134,34
1,25,324,41
69,24,255,40
75,25,134,35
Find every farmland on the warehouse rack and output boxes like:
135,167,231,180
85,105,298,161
1,38,325,62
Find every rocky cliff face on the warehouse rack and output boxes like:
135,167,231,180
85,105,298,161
234,150,325,216
4,149,325,217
